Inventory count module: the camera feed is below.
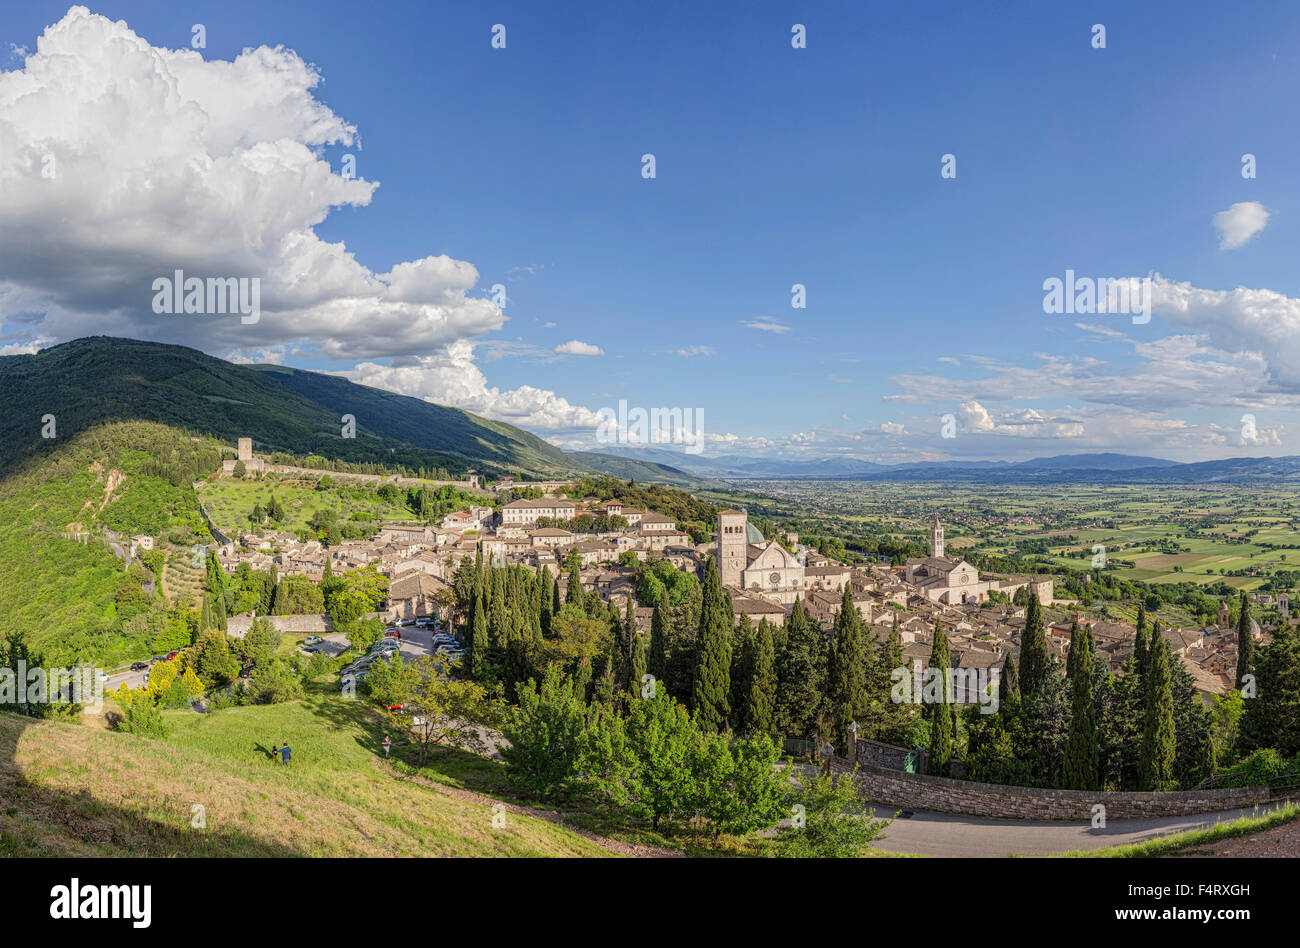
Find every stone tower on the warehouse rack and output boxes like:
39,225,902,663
717,509,748,588
238,437,253,462
1281,593,1290,619
930,517,944,559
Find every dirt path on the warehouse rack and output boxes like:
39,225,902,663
376,759,681,858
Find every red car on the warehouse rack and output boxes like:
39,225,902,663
165,650,179,660
384,629,401,641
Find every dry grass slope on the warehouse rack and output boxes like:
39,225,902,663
0,703,609,858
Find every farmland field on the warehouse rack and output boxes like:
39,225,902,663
702,481,1300,594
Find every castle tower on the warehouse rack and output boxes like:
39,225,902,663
930,517,945,559
717,509,748,588
238,437,253,462
1280,593,1289,619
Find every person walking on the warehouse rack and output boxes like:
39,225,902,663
280,742,291,767
382,734,392,758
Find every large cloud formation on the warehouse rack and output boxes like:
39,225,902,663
0,6,597,427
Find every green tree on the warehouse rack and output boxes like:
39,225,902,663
743,619,777,739
1235,591,1254,691
827,585,868,749
775,599,826,739
1018,593,1049,698
502,668,589,800
1138,636,1177,791
648,604,668,684
691,558,733,731
1062,625,1100,790
926,621,954,775
1238,622,1300,758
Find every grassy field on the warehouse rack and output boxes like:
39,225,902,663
0,694,609,857
197,476,416,536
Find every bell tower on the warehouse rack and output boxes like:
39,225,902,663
717,509,748,588
930,517,944,559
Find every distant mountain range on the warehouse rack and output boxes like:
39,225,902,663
582,446,1300,484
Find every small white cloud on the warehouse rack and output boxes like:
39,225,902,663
554,339,604,356
742,316,790,333
880,421,906,435
542,321,557,329
1213,201,1270,250
675,345,715,357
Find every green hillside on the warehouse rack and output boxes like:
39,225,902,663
0,337,580,477
0,420,218,665
0,698,610,857
566,450,714,490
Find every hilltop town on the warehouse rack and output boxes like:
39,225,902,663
202,439,1261,707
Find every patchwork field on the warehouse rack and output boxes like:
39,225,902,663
702,481,1300,595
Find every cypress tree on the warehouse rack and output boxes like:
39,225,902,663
572,655,592,702
1018,593,1049,698
775,598,826,739
566,563,582,605
828,585,868,748
1133,605,1150,683
1239,621,1300,757
538,566,553,637
744,618,777,739
1235,590,1253,691
627,621,647,702
927,621,954,775
999,652,1019,706
1063,625,1100,790
469,589,488,681
691,558,733,731
1138,636,1177,791
729,615,756,734
648,604,668,684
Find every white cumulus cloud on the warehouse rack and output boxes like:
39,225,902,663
1213,201,1270,250
554,339,604,356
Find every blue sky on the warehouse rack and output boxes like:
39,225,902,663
3,2,1300,462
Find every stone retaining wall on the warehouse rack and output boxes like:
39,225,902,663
227,614,334,637
830,757,1273,821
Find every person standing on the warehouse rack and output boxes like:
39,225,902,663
280,742,291,767
271,743,279,763
382,734,392,758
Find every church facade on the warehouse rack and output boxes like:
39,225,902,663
717,509,806,606
904,518,993,605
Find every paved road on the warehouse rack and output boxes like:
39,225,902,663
304,622,435,662
861,799,1290,857
104,665,148,691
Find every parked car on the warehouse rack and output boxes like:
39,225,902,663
165,650,179,661
383,628,400,640
371,641,399,654
130,661,148,672
304,635,324,646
